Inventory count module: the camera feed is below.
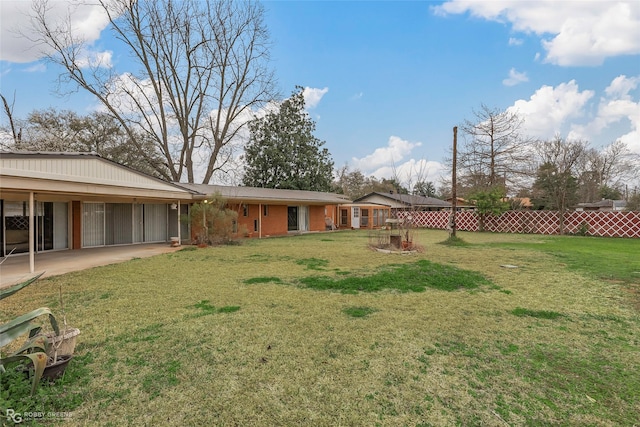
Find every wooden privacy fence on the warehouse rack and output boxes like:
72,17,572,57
398,210,640,238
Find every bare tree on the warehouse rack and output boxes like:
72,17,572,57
11,108,168,177
29,0,275,183
576,140,640,202
0,92,21,147
333,165,367,199
389,159,435,250
457,104,534,195
532,136,587,234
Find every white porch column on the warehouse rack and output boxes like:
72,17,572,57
29,192,35,273
177,201,181,242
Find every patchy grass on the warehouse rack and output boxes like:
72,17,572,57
439,234,469,246
490,235,640,284
298,259,492,293
244,276,284,285
343,306,377,318
1,229,638,426
511,307,565,320
296,257,330,270
186,300,241,317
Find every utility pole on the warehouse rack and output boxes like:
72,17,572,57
450,126,458,238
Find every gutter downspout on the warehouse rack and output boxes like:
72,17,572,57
178,201,181,243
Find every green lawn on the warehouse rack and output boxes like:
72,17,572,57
1,230,639,426
489,235,640,284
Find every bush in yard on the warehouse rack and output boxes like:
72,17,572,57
467,186,510,232
184,193,238,245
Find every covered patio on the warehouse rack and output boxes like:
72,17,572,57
0,243,181,288
1,152,197,278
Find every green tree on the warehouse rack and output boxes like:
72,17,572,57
243,87,334,191
532,137,586,234
467,186,509,232
532,163,578,210
598,185,622,200
413,181,436,197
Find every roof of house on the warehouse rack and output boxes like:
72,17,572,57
0,151,195,200
577,199,627,209
513,197,534,208
340,202,391,208
354,192,451,208
444,196,475,208
176,183,351,205
1,151,351,205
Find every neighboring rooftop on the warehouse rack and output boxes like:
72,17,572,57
354,192,451,208
576,199,627,211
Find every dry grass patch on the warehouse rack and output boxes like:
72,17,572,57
1,230,638,425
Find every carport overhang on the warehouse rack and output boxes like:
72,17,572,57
0,152,197,274
0,175,194,202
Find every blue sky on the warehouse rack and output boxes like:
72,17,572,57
1,1,639,186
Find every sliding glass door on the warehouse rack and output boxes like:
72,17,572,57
106,203,133,245
83,202,105,247
2,201,30,255
82,202,169,247
1,200,68,255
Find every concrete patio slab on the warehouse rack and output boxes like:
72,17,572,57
0,244,183,288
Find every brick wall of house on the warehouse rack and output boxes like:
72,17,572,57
309,205,327,232
231,203,335,237
259,204,289,236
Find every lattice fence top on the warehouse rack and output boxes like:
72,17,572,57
397,210,640,238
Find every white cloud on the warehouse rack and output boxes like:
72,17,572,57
0,0,113,63
434,1,640,66
507,80,594,140
351,136,421,171
570,75,640,153
24,63,46,73
302,87,328,109
350,92,364,100
348,136,449,191
508,37,523,46
94,73,158,115
605,74,640,98
76,50,113,69
370,159,448,187
506,76,640,154
502,68,528,86
543,2,640,66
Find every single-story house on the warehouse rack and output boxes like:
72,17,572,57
443,197,475,211
510,197,534,210
575,199,627,212
177,183,350,237
354,192,451,212
0,151,350,273
334,203,392,230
